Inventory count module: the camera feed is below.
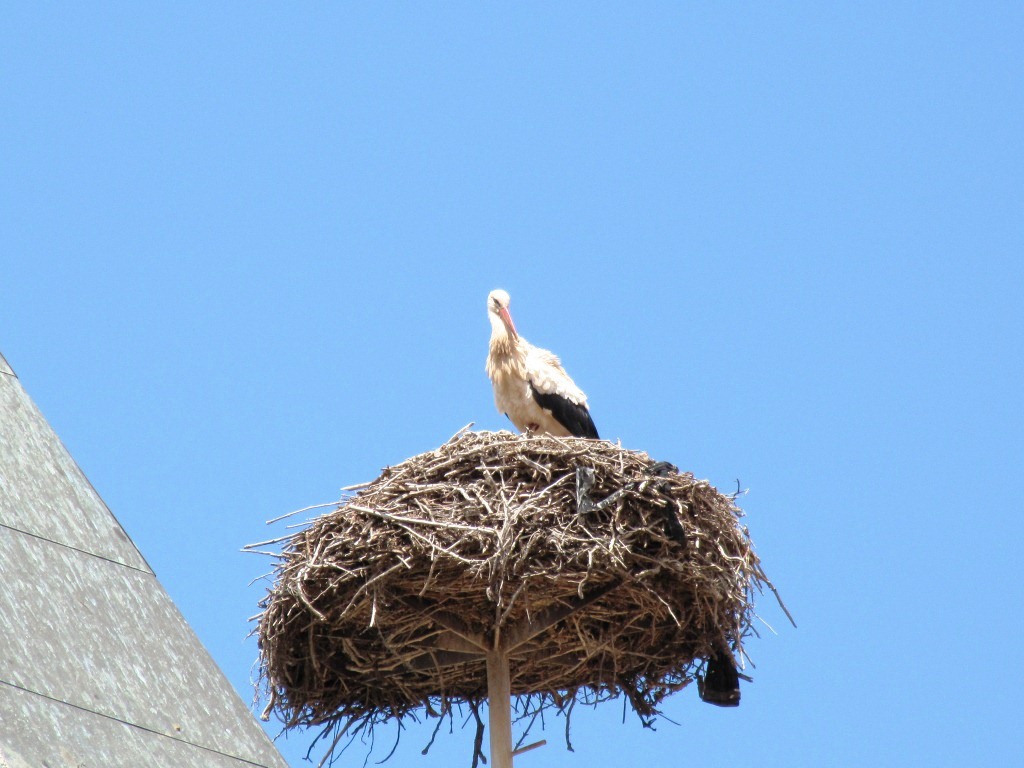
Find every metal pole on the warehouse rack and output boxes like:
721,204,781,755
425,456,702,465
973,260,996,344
486,649,513,768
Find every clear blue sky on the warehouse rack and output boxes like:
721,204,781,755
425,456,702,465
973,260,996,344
3,3,1022,766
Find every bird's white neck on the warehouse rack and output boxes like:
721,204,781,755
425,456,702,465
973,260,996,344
488,312,515,345
488,330,517,359
487,315,525,382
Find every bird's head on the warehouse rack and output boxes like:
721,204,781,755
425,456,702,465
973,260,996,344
487,288,518,339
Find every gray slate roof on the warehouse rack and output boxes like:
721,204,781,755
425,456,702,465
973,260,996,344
0,350,289,768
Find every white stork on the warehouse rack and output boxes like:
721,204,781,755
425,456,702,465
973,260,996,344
485,289,599,439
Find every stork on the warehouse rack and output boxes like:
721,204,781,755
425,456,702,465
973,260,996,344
485,289,599,439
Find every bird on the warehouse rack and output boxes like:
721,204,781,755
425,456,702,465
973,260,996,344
485,289,599,439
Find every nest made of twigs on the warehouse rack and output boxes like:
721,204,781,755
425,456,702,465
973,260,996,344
252,429,777,742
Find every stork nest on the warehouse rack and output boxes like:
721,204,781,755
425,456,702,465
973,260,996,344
252,429,780,751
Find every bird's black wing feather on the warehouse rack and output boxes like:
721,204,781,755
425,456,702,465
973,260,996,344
531,389,600,439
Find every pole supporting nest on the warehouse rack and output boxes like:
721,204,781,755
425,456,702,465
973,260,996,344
486,649,513,768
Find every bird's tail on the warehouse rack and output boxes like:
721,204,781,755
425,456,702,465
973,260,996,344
698,647,741,707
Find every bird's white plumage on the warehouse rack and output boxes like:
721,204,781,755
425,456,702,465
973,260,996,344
485,289,594,438
523,345,587,404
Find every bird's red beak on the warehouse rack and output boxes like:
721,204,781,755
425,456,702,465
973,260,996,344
499,306,518,339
